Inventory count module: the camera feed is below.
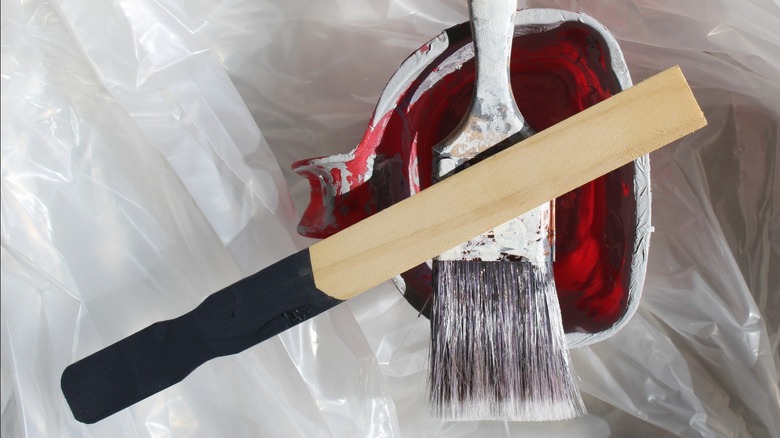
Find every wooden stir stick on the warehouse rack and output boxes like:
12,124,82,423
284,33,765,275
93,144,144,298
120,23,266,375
62,66,705,425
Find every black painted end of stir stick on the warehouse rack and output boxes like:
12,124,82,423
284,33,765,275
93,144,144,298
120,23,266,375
61,249,341,424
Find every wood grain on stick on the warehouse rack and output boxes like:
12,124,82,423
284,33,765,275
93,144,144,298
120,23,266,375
310,66,706,300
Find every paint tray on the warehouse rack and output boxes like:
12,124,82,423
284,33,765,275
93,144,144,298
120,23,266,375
293,9,647,347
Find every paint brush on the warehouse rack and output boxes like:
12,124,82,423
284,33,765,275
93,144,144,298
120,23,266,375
429,0,582,421
60,66,706,424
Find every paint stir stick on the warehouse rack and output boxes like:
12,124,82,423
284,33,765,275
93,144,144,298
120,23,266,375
62,66,705,424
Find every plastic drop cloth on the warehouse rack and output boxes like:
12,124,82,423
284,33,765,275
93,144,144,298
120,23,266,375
1,0,778,436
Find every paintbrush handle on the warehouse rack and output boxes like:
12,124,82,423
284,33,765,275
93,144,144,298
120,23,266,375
434,0,531,175
469,0,519,112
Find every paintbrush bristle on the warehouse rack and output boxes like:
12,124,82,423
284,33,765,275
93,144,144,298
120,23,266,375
429,259,586,421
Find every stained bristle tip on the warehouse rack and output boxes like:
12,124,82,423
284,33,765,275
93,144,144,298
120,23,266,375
429,259,586,421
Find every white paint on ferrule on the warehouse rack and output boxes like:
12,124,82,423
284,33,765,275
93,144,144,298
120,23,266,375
439,202,551,266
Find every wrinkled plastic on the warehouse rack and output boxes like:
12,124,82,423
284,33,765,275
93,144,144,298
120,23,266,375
1,0,778,437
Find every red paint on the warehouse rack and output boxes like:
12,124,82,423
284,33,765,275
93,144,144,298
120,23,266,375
293,21,636,334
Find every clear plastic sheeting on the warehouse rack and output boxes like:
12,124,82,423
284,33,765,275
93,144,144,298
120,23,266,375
1,0,777,436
